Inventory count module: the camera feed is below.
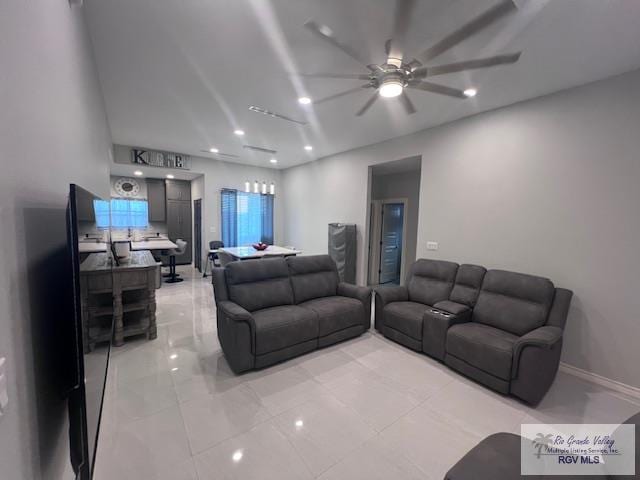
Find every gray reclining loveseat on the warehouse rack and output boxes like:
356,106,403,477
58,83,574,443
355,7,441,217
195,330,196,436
375,259,573,404
213,255,371,373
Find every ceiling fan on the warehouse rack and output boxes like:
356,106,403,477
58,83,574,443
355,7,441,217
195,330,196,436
301,0,522,116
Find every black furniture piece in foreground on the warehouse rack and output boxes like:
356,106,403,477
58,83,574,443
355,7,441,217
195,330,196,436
213,255,371,373
375,259,573,405
445,412,640,480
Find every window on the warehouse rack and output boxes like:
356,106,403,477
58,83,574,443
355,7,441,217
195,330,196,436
94,199,149,228
221,189,274,247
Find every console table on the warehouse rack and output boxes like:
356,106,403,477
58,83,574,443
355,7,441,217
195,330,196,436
80,250,160,351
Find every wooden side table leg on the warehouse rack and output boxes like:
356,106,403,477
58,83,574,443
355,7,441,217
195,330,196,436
148,288,157,340
113,292,124,347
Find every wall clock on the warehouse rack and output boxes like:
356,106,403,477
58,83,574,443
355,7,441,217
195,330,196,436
114,177,141,197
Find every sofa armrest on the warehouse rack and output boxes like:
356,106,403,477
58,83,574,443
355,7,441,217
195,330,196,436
216,300,256,373
374,285,408,330
338,282,372,327
510,326,564,404
512,325,562,379
218,300,254,324
422,307,472,361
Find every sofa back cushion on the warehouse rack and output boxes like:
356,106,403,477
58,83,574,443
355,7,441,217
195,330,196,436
449,264,487,307
225,257,293,312
473,270,555,336
407,259,458,306
287,255,339,304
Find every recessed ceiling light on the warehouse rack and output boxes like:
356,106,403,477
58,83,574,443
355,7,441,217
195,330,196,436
298,96,312,105
232,450,243,463
270,158,278,164
463,88,477,98
304,145,313,151
234,129,245,136
295,419,304,428
134,170,143,176
166,174,175,179
171,367,178,372
209,147,219,153
169,353,178,360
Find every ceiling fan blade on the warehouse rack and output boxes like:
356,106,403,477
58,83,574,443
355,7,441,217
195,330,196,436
387,0,417,62
314,85,371,105
304,20,369,67
399,92,417,115
356,93,379,116
409,81,467,99
297,73,371,80
422,52,521,76
417,0,517,63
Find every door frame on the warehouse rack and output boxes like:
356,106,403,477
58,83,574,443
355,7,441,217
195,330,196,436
193,198,202,272
368,197,408,286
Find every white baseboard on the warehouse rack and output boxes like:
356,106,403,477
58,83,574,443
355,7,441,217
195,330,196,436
559,362,640,401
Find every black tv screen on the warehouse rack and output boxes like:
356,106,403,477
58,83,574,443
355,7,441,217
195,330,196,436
66,184,113,479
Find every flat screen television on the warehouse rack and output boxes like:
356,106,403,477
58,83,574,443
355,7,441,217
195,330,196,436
65,184,113,479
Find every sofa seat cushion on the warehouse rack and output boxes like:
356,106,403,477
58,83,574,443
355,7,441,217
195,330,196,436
252,305,319,355
384,301,431,340
447,323,518,380
299,296,364,337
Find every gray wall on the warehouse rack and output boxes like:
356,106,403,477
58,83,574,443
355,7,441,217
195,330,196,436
0,0,112,478
282,69,640,389
371,171,421,281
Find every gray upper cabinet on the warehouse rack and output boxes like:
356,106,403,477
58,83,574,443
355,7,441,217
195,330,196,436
165,180,191,201
147,179,166,222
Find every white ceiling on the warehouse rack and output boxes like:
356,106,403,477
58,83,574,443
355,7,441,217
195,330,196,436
85,0,640,170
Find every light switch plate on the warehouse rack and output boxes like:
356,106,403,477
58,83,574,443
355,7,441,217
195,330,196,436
0,357,7,416
426,241,439,251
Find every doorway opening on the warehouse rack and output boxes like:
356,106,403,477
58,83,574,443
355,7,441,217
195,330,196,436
367,156,421,286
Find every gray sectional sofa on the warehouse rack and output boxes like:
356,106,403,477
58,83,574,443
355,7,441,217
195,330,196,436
213,255,371,373
375,259,573,404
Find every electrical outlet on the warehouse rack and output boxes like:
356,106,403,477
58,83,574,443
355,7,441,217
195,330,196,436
426,241,438,251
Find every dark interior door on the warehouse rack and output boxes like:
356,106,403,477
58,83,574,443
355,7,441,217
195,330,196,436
379,203,404,284
194,199,202,272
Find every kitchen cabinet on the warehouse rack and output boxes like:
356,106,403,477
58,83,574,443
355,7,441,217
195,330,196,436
147,178,166,222
166,198,192,265
166,179,191,201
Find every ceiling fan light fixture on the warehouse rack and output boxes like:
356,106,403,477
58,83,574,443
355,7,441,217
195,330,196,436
379,79,404,98
463,88,477,98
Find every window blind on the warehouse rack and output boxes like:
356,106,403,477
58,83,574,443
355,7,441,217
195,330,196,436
221,189,274,247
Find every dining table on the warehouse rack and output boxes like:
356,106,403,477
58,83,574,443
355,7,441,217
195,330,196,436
218,245,301,260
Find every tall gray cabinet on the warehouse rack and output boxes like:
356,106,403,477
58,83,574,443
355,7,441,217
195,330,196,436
165,180,192,265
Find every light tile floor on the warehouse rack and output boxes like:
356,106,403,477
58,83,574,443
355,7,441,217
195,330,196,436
94,266,640,480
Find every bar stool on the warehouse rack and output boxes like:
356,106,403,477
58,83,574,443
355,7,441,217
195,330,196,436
164,239,188,283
